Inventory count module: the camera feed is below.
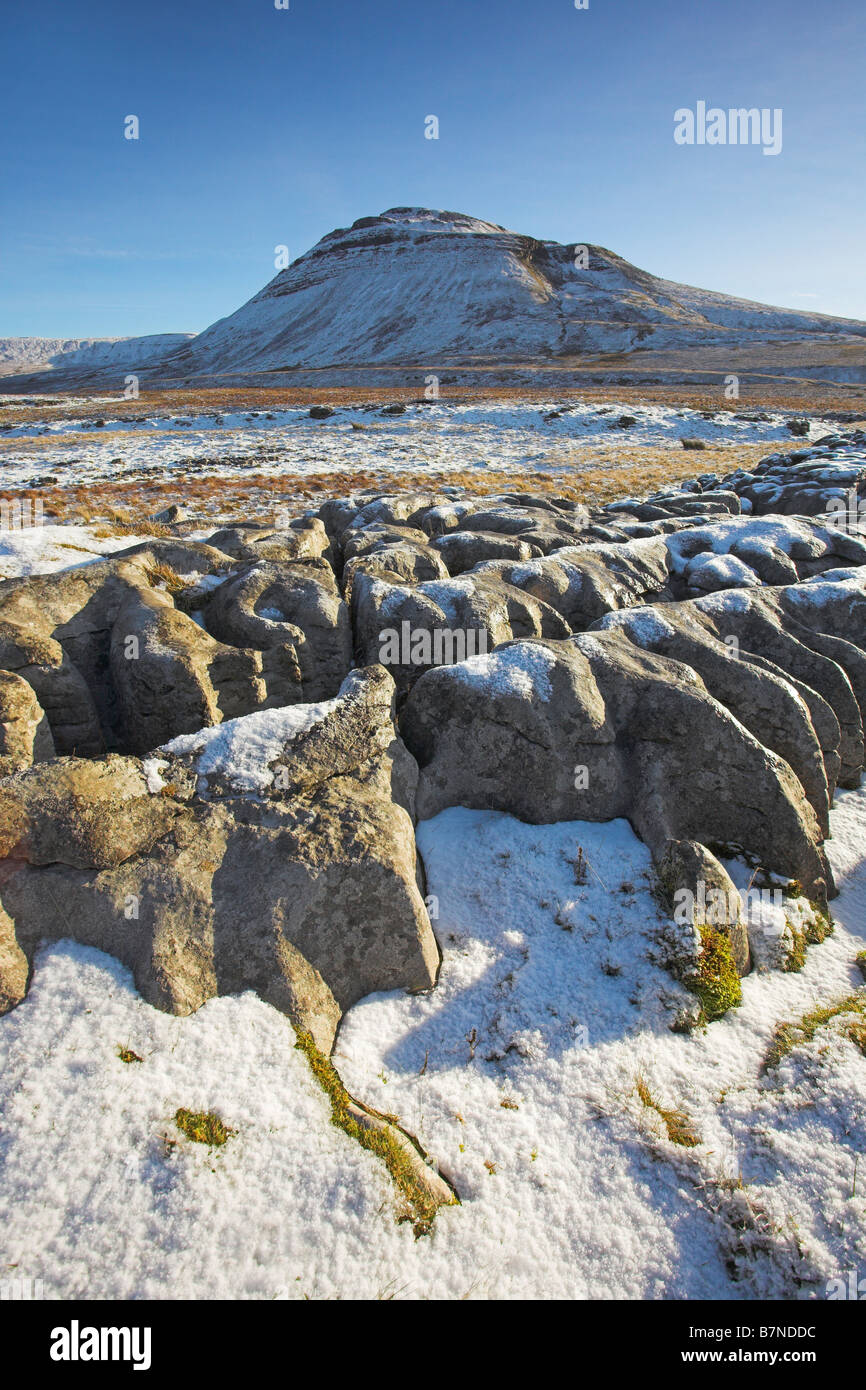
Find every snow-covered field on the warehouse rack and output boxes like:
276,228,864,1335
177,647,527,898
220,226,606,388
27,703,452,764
0,399,835,490
0,524,161,580
1,794,864,1301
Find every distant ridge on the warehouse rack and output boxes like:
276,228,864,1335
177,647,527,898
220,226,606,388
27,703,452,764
0,334,194,379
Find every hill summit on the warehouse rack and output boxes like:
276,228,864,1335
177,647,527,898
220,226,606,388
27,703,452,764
159,206,866,375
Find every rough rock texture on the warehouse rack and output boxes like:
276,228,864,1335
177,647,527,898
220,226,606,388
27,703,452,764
0,540,353,755
201,558,352,702
401,633,832,905
0,754,180,868
352,569,570,694
655,838,750,977
690,581,866,787
0,668,438,1052
0,670,54,777
110,585,268,754
594,600,840,833
206,515,332,566
473,536,674,625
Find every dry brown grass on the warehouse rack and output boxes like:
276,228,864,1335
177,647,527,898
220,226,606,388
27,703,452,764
3,378,861,530
143,561,189,594
635,1076,702,1147
2,379,865,429
17,440,770,529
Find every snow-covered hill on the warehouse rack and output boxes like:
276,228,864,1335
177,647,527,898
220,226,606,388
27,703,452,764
0,333,194,378
159,207,866,375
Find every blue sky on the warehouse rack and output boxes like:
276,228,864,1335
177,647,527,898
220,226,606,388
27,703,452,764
2,0,864,337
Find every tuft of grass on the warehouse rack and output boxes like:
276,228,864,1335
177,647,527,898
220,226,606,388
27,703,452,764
763,991,866,1071
855,951,866,982
99,507,172,538
117,1046,143,1064
144,561,189,594
785,889,833,949
174,1107,235,1146
804,908,833,946
294,1029,455,1236
635,1076,701,1147
686,924,742,1023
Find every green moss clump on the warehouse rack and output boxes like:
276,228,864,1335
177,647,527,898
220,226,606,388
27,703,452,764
687,924,742,1023
174,1108,234,1146
856,951,866,983
783,921,807,973
293,1029,455,1237
804,907,833,946
117,1046,143,1064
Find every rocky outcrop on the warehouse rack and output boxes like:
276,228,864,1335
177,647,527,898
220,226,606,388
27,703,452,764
0,668,438,1053
2,437,866,1042
0,671,54,777
200,558,352,703
719,432,866,519
472,536,673,627
110,585,269,754
206,515,333,566
655,838,750,977
0,539,355,756
593,599,849,832
401,632,832,905
351,569,570,695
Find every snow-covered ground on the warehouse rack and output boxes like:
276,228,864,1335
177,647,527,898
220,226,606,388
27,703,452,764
0,400,836,489
0,524,161,580
0,403,863,1301
2,793,864,1301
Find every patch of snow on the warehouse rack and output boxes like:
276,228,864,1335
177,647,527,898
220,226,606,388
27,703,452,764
0,525,157,580
684,552,762,589
693,589,755,617
596,606,679,644
141,758,168,794
451,642,558,700
666,516,819,578
161,701,339,794
1,788,865,1298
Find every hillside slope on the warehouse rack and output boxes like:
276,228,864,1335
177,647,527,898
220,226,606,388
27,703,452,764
158,207,866,375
